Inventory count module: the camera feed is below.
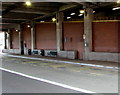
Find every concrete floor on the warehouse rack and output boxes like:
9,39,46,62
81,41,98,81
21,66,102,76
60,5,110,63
0,53,119,93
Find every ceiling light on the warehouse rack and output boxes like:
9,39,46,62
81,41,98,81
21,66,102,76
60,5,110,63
93,11,95,13
25,0,31,6
0,16,2,18
27,25,30,28
117,0,120,3
40,21,45,22
52,18,56,22
78,14,83,16
80,10,84,14
112,7,120,10
67,17,71,19
16,30,18,32
70,13,75,15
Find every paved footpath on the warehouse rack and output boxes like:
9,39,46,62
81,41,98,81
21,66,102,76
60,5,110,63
4,53,119,70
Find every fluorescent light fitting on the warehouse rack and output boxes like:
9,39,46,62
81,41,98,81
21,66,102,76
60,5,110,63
93,11,95,13
52,18,56,22
27,25,30,27
112,7,120,10
25,0,31,6
40,21,45,22
78,14,83,16
80,10,84,14
67,17,71,19
70,13,75,15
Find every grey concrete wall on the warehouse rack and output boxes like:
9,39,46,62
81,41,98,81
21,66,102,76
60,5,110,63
2,49,20,54
58,51,77,59
2,49,119,63
89,52,119,63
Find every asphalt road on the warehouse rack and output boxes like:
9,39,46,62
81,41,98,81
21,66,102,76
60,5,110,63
2,70,89,93
1,53,119,94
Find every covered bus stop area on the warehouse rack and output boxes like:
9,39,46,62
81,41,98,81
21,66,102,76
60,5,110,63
0,0,119,94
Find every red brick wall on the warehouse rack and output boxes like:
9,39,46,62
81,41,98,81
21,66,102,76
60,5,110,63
92,21,119,52
36,23,56,50
22,24,31,49
63,22,84,59
11,29,19,49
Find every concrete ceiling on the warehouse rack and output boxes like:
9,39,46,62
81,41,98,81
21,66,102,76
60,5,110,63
1,2,81,30
0,1,119,31
0,0,118,2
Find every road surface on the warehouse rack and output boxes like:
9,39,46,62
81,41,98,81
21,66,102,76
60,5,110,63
0,53,119,94
2,70,86,93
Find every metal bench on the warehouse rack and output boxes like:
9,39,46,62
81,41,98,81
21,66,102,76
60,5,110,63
48,51,57,56
32,50,38,54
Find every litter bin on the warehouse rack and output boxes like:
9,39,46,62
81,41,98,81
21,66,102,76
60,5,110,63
28,49,31,55
41,49,44,56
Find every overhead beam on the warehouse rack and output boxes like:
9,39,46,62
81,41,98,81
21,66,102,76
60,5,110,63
0,0,118,2
2,2,23,15
0,23,15,25
21,6,58,11
2,2,15,5
2,18,28,21
2,23,20,29
59,4,79,11
33,12,56,21
10,9,51,15
33,4,79,21
2,19,23,23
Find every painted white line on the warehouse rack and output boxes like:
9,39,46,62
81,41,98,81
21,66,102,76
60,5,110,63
0,67,95,93
5,54,119,70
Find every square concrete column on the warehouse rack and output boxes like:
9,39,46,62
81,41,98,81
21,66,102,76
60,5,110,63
56,12,64,53
4,32,7,49
31,22,36,51
8,29,12,49
19,30,22,54
83,7,93,60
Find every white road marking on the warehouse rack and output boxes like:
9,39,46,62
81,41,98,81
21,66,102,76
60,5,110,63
5,54,119,70
0,67,95,93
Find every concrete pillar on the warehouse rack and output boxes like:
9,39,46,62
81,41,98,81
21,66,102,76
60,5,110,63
19,24,24,55
4,32,7,49
83,7,93,60
8,29,12,49
31,22,36,51
19,31,22,54
56,12,64,52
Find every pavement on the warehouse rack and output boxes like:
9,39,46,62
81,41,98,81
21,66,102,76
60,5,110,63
3,53,119,70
